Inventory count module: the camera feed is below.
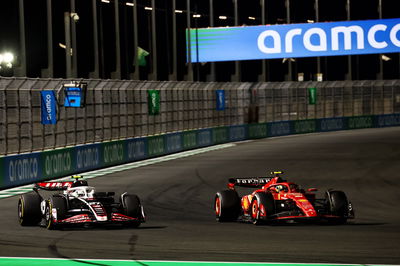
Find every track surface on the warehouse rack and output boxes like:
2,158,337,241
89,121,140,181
1,128,400,264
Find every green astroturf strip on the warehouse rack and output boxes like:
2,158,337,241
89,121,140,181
0,258,387,266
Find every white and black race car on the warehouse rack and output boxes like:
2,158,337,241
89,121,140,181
18,176,145,229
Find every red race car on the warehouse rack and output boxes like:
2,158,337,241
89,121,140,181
214,171,354,225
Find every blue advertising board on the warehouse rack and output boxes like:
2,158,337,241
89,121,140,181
216,90,225,111
187,18,400,62
3,153,41,188
64,86,83,107
40,91,57,124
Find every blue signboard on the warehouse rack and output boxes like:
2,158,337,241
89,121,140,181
3,153,41,188
64,86,83,107
187,18,400,62
40,91,57,124
216,90,225,111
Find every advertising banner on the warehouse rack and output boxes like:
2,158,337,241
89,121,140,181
293,120,317,134
148,136,165,157
248,123,268,139
317,118,345,132
148,90,160,115
197,129,212,147
165,133,183,153
216,90,225,111
41,148,74,178
347,116,374,129
183,131,198,149
40,91,57,124
213,127,229,144
267,121,292,137
375,113,400,127
126,138,147,161
0,157,3,187
187,18,400,63
229,125,248,142
308,87,317,105
102,140,125,166
75,144,102,172
3,153,41,188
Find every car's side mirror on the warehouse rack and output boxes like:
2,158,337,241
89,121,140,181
307,188,318,192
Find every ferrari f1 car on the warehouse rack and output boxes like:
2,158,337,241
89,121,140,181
214,171,354,225
18,176,145,229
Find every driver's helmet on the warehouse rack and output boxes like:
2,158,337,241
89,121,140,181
66,186,95,199
275,184,286,193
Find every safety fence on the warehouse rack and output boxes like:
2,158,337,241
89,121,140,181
1,78,400,156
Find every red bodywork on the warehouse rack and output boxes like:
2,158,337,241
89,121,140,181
229,176,347,222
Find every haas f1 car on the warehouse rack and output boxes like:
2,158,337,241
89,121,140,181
214,172,354,225
18,176,145,229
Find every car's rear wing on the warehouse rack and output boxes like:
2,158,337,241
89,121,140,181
35,182,74,191
228,177,273,188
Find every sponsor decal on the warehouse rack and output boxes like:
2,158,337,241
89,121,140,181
229,125,247,141
42,149,73,177
76,145,101,171
103,142,125,165
347,116,373,129
4,153,40,186
268,121,291,137
213,127,229,144
40,91,57,124
318,118,344,132
148,136,165,156
216,90,225,111
197,129,212,146
127,138,147,161
376,114,400,127
165,133,182,153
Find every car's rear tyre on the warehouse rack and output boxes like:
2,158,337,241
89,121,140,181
45,196,67,230
251,192,275,225
326,190,348,224
215,190,241,222
121,194,142,228
18,193,42,226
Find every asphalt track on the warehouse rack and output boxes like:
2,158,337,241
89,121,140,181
1,127,400,265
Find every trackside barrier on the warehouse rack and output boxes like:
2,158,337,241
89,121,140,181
0,114,400,189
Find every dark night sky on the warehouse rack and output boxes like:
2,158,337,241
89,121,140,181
0,0,399,81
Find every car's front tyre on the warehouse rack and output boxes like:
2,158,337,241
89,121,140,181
18,193,42,226
215,190,241,222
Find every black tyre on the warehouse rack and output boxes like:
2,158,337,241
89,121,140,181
215,190,241,222
45,196,67,230
121,194,142,228
326,190,348,224
18,193,42,226
251,192,275,225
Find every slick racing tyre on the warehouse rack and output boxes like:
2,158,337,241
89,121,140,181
251,192,275,225
121,194,142,228
18,193,42,226
215,190,241,222
45,196,67,230
326,190,348,224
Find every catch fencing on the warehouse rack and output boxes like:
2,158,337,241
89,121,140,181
1,78,399,156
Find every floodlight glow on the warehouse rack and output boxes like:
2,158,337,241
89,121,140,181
193,14,201,18
126,2,134,6
2,52,14,63
219,16,227,20
175,10,183,13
